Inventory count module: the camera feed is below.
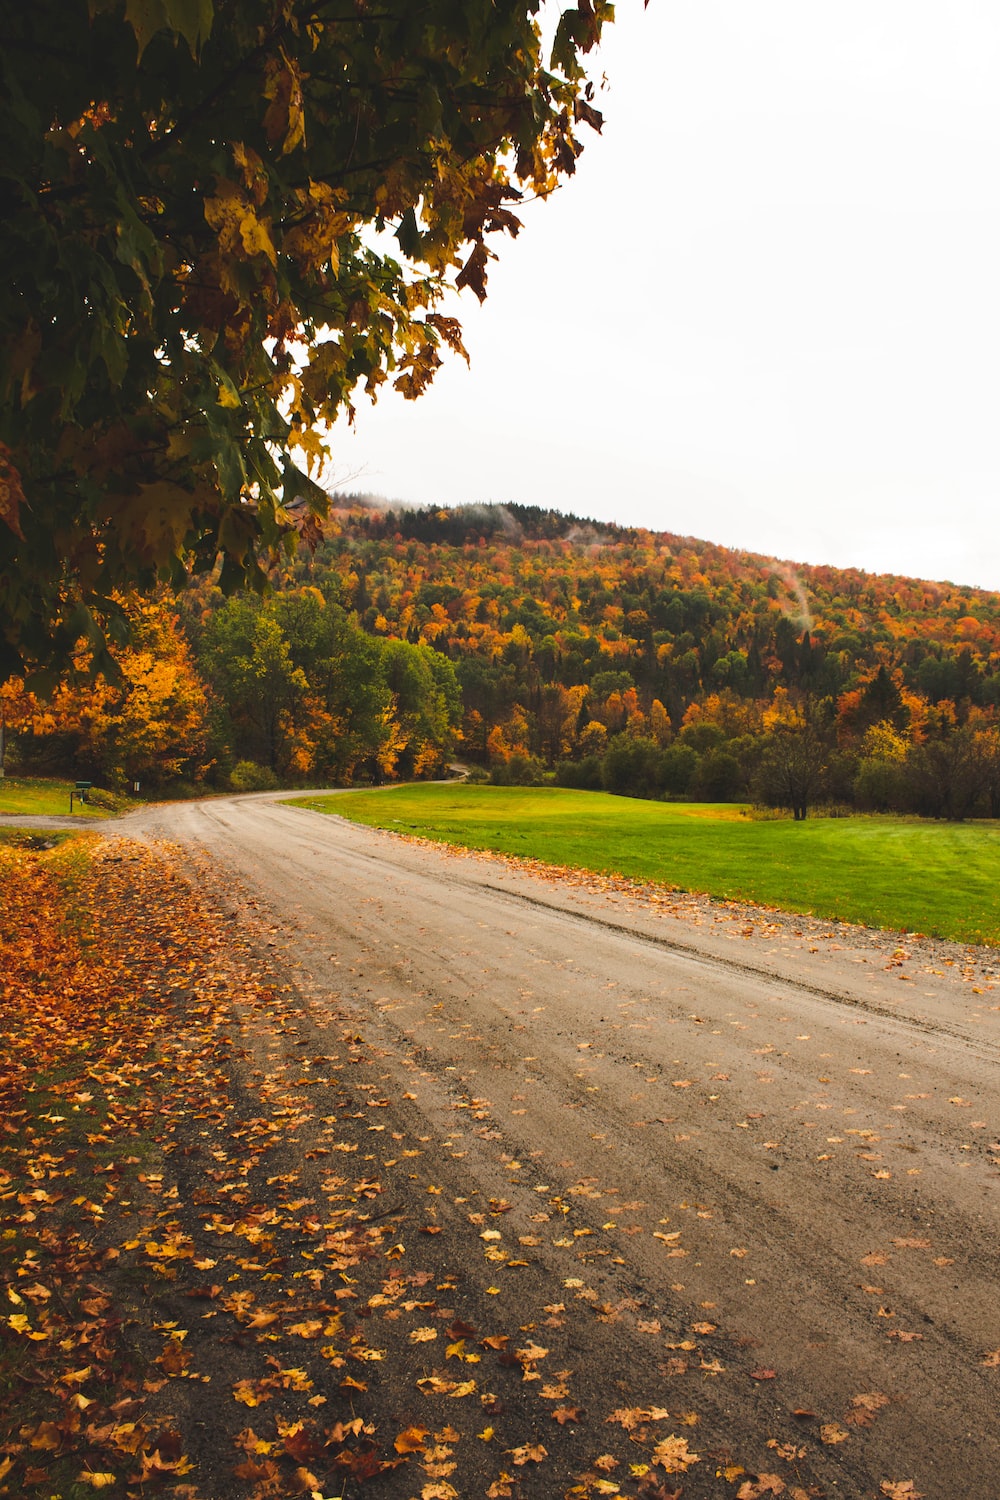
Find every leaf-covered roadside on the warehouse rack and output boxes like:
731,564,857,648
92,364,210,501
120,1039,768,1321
1,840,928,1499
0,837,193,1492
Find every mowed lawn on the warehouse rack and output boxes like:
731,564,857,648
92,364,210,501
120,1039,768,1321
293,784,1000,947
0,777,106,818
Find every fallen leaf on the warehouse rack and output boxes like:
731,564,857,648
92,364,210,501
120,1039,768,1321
819,1423,850,1445
651,1435,700,1472
394,1425,429,1453
507,1443,547,1464
845,1391,890,1426
737,1477,786,1498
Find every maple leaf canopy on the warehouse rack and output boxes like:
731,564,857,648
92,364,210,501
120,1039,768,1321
0,0,609,680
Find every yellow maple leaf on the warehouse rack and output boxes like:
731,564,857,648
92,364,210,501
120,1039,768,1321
239,208,277,265
217,381,242,409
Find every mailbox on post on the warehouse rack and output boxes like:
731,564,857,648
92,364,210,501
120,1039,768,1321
71,780,92,812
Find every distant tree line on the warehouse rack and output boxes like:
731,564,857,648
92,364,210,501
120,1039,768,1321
4,502,1000,820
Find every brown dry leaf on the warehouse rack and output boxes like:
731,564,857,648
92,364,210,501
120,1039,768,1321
516,1341,549,1363
234,1460,280,1484
329,1418,365,1442
880,1484,925,1499
845,1391,890,1426
157,1337,190,1376
411,1326,438,1343
607,1405,669,1427
395,1426,429,1453
287,1319,323,1339
27,1421,63,1451
234,1429,273,1457
247,1310,279,1329
737,1477,786,1498
651,1435,700,1472
819,1423,850,1445
749,1367,777,1380
508,1442,547,1464
766,1441,806,1461
551,1406,583,1424
980,1348,1000,1368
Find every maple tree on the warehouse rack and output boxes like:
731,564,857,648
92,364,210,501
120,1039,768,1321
5,597,210,788
0,0,610,678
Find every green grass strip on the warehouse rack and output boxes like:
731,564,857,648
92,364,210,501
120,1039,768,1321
0,776,107,818
292,784,1000,947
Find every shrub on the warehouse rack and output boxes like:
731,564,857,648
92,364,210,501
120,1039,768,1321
600,735,659,798
229,760,280,793
657,743,699,796
554,756,603,791
491,752,546,787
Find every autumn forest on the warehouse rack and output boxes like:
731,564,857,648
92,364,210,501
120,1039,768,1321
6,498,1000,820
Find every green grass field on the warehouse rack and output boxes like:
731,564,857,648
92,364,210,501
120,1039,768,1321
292,784,1000,946
0,777,108,818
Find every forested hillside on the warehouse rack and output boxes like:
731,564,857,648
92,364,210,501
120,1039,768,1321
5,499,1000,817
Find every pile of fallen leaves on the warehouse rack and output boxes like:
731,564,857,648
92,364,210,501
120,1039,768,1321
0,837,241,1494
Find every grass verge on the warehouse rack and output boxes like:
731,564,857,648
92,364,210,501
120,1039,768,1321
293,783,1000,946
0,777,110,819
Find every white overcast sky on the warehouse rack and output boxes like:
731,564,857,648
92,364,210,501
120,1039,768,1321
331,0,1000,591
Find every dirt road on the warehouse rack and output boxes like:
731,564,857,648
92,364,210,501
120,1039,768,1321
109,794,1000,1498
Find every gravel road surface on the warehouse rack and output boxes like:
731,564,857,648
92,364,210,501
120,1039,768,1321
100,793,1000,1498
